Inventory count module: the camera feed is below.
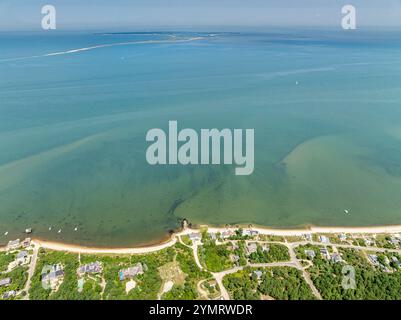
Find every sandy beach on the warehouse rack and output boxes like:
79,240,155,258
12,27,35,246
9,224,401,255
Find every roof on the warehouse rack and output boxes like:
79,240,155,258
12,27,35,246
79,261,102,274
2,290,16,299
305,249,316,257
119,263,144,280
0,278,11,286
17,251,28,259
42,264,64,281
7,239,20,247
188,233,201,240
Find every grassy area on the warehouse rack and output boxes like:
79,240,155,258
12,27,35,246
248,243,290,263
0,266,28,299
223,267,315,300
0,252,15,272
198,242,233,272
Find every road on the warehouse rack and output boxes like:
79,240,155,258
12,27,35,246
205,238,400,300
22,243,39,299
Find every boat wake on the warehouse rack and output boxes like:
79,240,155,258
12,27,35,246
0,37,205,62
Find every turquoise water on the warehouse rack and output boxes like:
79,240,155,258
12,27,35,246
1,30,401,246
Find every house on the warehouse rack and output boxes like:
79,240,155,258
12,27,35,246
16,250,30,265
389,237,400,246
368,254,379,266
221,230,235,239
227,243,239,251
303,234,312,242
305,250,316,259
319,236,330,244
338,234,347,242
78,261,103,276
6,239,20,251
119,263,144,281
246,242,258,255
0,278,11,287
230,254,240,263
320,248,330,260
209,233,217,240
392,256,401,268
331,253,342,263
42,264,64,290
364,238,374,246
242,229,259,238
252,270,263,281
261,244,269,252
188,233,201,242
2,290,16,299
22,238,31,248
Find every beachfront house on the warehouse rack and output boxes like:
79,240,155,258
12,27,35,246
303,234,313,242
221,230,235,239
22,238,31,248
188,233,201,242
119,263,144,281
338,234,347,242
42,264,65,290
6,239,20,251
78,261,103,276
0,278,11,287
242,229,259,238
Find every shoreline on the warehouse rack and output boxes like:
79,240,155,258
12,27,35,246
4,223,401,254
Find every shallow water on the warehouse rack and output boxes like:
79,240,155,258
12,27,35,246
1,30,401,246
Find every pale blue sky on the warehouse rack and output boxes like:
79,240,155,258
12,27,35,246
0,0,401,31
